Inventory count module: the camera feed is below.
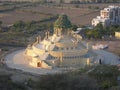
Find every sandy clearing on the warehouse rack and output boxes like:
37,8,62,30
4,48,120,75
5,50,61,75
94,50,120,65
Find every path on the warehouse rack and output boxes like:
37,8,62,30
4,49,120,75
5,49,61,75
94,50,120,65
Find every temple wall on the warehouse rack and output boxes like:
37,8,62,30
29,57,52,69
28,56,94,69
61,58,90,67
49,49,88,57
41,61,52,69
32,46,45,55
55,42,75,48
49,51,62,57
25,49,37,57
44,59,59,67
43,40,51,45
29,57,39,67
63,49,88,56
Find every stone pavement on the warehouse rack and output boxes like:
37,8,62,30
4,49,120,75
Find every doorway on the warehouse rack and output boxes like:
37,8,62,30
37,62,41,67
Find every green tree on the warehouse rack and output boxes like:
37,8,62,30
12,20,25,32
54,14,72,29
37,74,99,90
88,65,119,89
71,24,78,31
88,65,119,80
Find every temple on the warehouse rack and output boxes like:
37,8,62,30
25,14,99,69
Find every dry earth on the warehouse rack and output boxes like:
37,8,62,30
0,40,120,82
0,3,120,83
93,40,120,56
0,47,40,82
0,3,120,26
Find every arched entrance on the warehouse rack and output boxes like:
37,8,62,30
37,62,41,67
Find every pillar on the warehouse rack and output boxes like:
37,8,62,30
87,58,90,65
36,36,39,43
39,35,41,42
59,52,63,67
48,31,50,38
45,31,48,39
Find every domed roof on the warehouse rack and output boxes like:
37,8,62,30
54,14,72,29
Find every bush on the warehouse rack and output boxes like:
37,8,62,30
37,73,99,90
0,74,26,90
88,65,119,80
101,80,113,89
88,65,119,89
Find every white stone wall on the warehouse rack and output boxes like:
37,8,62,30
115,32,120,39
92,6,120,26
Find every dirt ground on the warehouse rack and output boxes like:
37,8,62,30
93,40,120,56
0,10,51,25
0,40,120,83
0,47,40,83
0,3,120,26
0,3,120,83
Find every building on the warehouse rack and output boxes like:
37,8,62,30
92,5,120,27
25,14,99,69
115,32,120,39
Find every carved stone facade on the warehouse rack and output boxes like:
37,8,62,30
25,29,99,69
25,15,99,69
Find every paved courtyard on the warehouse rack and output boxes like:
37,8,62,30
94,50,120,65
4,49,120,75
5,50,61,75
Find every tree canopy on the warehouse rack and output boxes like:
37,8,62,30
84,24,120,39
54,14,72,29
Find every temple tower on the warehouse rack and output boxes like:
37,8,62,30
54,14,72,36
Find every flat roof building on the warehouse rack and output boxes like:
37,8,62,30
92,5,120,27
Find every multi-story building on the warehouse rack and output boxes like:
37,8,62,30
92,5,120,26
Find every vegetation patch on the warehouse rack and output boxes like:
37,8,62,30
84,23,120,39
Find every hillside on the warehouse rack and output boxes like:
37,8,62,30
0,0,120,3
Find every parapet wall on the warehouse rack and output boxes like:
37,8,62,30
60,58,90,67
49,49,88,57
